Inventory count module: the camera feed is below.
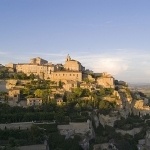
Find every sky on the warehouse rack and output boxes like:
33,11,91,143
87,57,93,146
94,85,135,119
0,0,150,83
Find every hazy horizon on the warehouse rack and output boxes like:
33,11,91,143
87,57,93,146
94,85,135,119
1,0,150,83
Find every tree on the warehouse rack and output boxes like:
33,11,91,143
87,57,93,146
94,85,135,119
20,72,28,80
42,89,51,104
29,73,35,80
22,88,30,95
34,89,44,98
72,87,83,98
0,68,9,79
84,78,91,83
99,88,105,96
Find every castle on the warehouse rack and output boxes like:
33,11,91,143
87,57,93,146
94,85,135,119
5,55,85,82
5,55,114,88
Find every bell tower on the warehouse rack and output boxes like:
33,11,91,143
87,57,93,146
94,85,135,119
66,54,71,61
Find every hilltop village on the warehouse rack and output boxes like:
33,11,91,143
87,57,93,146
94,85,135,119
0,55,150,150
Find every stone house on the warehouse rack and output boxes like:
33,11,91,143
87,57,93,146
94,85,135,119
27,98,42,106
80,82,96,91
63,80,78,91
56,98,64,105
8,88,20,102
97,72,114,88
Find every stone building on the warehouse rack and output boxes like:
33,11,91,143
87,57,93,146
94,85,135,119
16,63,55,79
96,72,114,88
52,71,82,82
27,98,42,106
6,55,85,81
30,57,48,65
63,80,78,91
64,54,85,71
5,63,16,69
8,88,20,102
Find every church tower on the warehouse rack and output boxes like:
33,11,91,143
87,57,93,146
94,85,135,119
66,54,71,61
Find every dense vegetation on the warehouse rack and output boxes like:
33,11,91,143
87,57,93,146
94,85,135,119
0,72,150,149
0,124,82,150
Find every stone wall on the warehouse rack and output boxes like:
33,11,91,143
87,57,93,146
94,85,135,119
57,120,93,137
5,79,18,89
52,71,82,82
0,122,33,130
115,127,142,136
97,76,114,88
99,114,120,127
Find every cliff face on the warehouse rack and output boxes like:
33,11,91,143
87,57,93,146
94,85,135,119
0,80,8,92
113,81,133,117
132,99,150,116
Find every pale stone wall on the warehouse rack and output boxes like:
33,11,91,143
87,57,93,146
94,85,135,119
16,64,54,77
4,56,85,81
30,57,48,65
63,80,78,91
58,121,92,136
64,60,81,71
5,63,16,69
0,122,33,130
80,82,96,91
99,113,120,127
133,100,150,116
5,79,18,89
64,55,84,71
8,88,20,102
87,75,95,82
52,71,82,82
115,127,142,136
27,98,42,106
97,73,114,88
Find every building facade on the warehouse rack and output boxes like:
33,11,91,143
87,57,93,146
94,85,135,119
5,55,85,81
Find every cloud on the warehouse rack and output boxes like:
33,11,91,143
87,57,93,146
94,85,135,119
0,51,10,55
86,58,128,75
1,49,150,83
